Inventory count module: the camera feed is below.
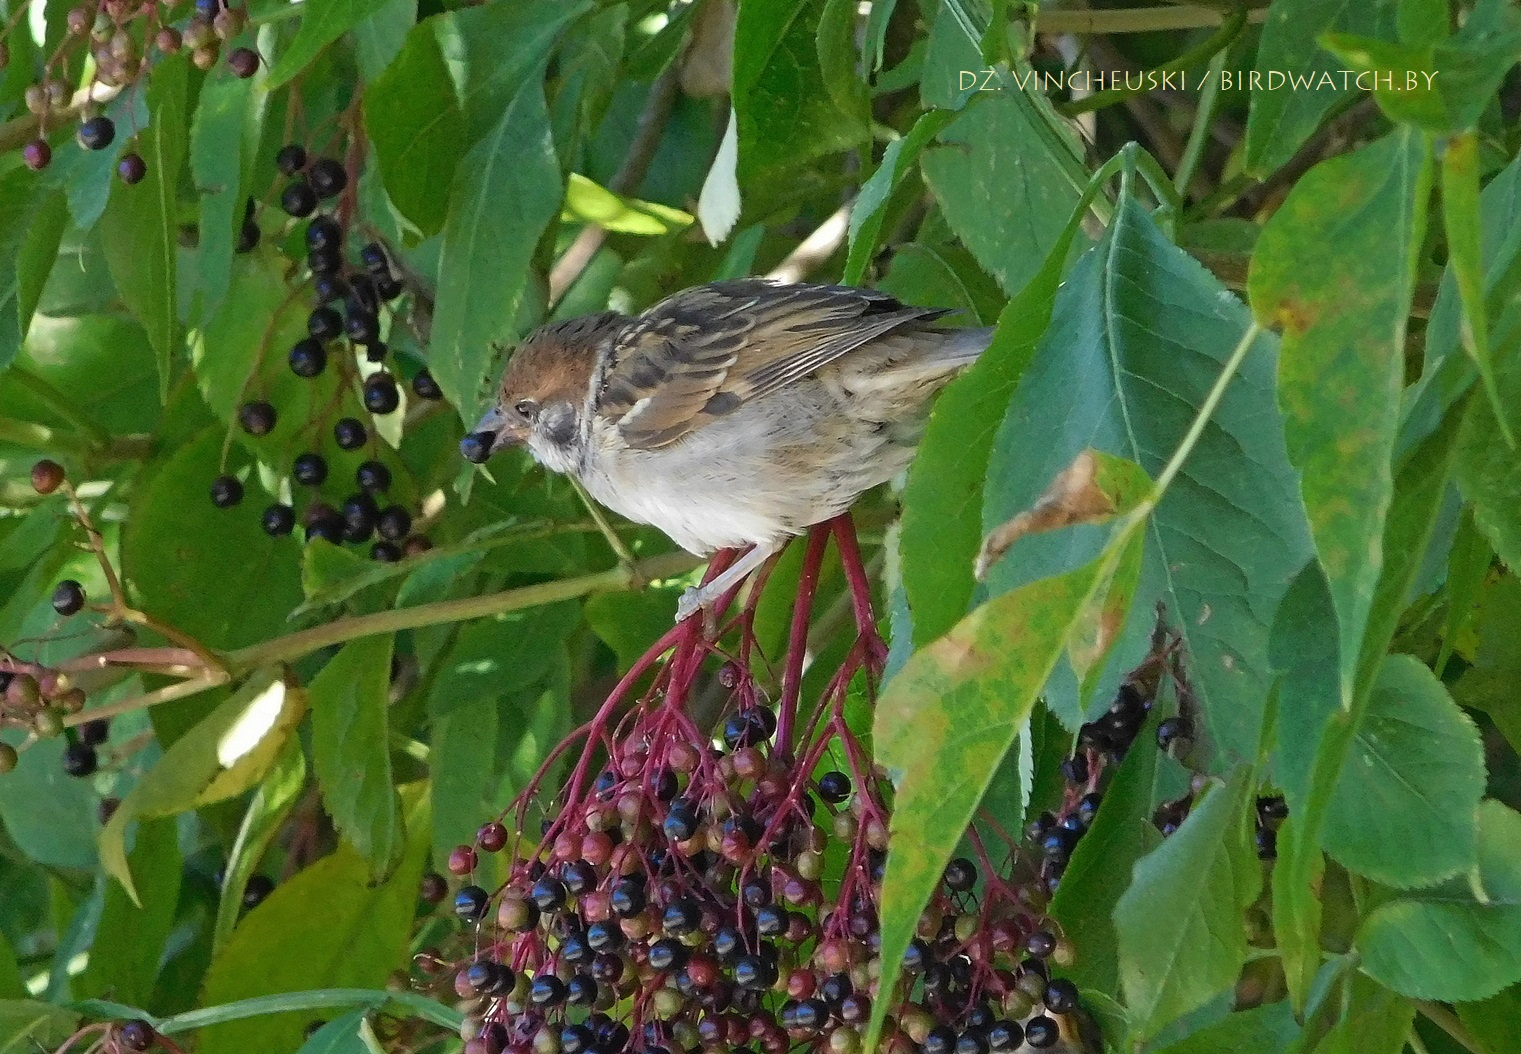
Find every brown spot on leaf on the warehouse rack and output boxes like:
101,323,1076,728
975,450,1117,580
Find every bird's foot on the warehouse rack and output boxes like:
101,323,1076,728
676,585,708,623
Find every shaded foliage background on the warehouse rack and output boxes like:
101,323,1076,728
0,0,1520,1052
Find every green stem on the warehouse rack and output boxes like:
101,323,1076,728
152,988,459,1033
1174,45,1228,200
1060,9,1249,118
224,549,700,676
8,366,114,450
1151,321,1263,501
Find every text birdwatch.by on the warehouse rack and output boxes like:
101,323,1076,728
461,279,993,620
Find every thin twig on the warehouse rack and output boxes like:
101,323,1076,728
766,205,852,284
548,64,682,305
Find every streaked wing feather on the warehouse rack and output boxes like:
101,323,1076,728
597,280,948,449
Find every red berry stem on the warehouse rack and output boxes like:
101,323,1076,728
776,526,830,753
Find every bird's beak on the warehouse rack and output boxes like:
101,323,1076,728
460,407,526,464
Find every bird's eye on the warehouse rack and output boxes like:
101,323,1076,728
514,399,538,419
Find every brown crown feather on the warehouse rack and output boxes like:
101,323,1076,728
497,310,626,406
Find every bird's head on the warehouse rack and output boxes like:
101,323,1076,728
460,312,624,470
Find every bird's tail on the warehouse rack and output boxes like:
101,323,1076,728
939,325,995,365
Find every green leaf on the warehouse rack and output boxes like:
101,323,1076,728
1311,973,1413,1054
0,165,67,369
1456,330,1521,572
121,428,304,651
1249,129,1431,693
0,934,22,1000
816,0,870,121
1439,132,1509,445
1459,984,1521,1054
1322,656,1484,887
869,538,1139,1053
1152,1000,1299,1054
0,1001,78,1053
842,110,954,286
79,818,182,1007
363,23,465,236
99,54,189,401
1356,800,1521,1001
900,165,1101,647
562,174,691,235
919,92,1082,296
311,635,403,876
353,0,417,83
265,0,378,88
190,74,265,325
0,731,101,871
1455,574,1521,756
1047,708,1162,1000
197,788,431,1054
296,1010,372,1054
430,77,562,426
364,1,586,235
985,193,1312,759
1243,0,1398,175
1324,1,1521,132
101,672,306,902
215,746,307,952
732,0,870,183
1115,767,1261,1041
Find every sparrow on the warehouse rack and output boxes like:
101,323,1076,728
462,278,993,621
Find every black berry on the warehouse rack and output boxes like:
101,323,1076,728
1023,1017,1059,1048
817,770,851,804
293,453,328,486
363,373,400,414
280,180,317,218
943,857,977,892
1156,716,1194,753
62,742,97,777
242,873,274,908
275,144,307,177
334,417,367,450
309,157,347,198
288,338,326,378
308,245,342,275
357,461,392,492
77,116,115,150
209,474,244,508
341,493,379,543
460,431,493,463
305,215,341,251
238,400,276,435
116,152,146,184
1044,979,1078,1013
227,46,258,78
454,885,489,922
412,369,442,400
79,718,110,746
360,242,389,273
308,306,341,340
371,541,401,562
261,504,295,536
51,579,85,616
118,1021,155,1052
346,309,380,344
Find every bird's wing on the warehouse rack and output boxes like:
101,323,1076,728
595,279,949,449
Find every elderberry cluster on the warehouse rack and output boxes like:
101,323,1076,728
407,631,1101,1054
206,145,444,563
0,462,117,781
8,2,259,178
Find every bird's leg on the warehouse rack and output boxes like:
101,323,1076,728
676,541,782,623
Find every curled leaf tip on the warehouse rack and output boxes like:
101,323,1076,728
975,449,1116,580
